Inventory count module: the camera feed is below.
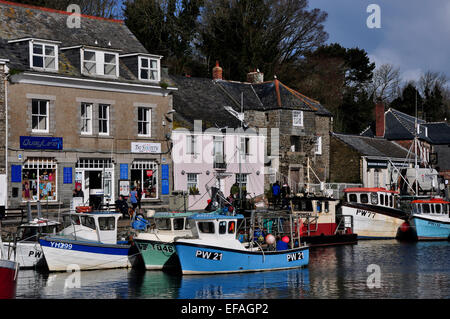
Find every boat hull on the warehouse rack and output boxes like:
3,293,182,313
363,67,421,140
134,239,178,270
410,215,450,240
0,260,19,299
39,238,131,272
174,242,309,275
341,204,405,239
4,242,45,268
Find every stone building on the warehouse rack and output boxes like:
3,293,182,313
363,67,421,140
171,64,333,196
0,1,176,209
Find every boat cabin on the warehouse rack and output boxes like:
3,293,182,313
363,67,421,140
411,198,450,217
187,213,243,244
152,212,195,235
344,187,398,209
16,219,60,243
60,211,122,244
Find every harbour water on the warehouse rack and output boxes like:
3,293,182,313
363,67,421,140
16,240,449,299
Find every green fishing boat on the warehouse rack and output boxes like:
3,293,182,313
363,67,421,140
133,212,196,270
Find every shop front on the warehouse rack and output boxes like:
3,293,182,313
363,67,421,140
75,158,114,207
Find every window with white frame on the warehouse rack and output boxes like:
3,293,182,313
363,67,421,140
31,99,49,133
293,110,304,127
82,49,118,77
138,107,151,136
235,173,248,190
131,161,158,199
80,103,93,134
186,135,197,155
22,158,57,202
187,173,199,195
139,56,160,81
31,42,58,71
240,137,250,156
98,104,110,135
315,136,322,155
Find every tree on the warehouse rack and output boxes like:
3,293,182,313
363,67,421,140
8,0,121,18
390,82,423,117
198,0,328,81
292,43,375,133
123,0,202,75
367,63,401,103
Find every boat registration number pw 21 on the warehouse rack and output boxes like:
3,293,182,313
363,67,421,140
196,250,223,261
287,251,304,262
50,242,73,250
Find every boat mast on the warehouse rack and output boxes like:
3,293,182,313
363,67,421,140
239,92,243,211
415,91,418,196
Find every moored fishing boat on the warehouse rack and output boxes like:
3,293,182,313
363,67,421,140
340,187,409,239
3,218,60,269
133,211,196,270
39,210,131,271
290,196,357,246
409,198,450,240
174,210,309,275
0,227,19,299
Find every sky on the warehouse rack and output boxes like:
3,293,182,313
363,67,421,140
311,0,450,84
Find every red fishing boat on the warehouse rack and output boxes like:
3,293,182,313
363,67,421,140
0,259,19,299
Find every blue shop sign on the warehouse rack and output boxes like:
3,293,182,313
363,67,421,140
20,136,63,150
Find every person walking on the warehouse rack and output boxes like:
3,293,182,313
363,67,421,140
129,186,138,215
272,181,281,208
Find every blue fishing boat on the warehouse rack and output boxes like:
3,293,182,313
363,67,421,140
174,210,309,275
409,198,450,240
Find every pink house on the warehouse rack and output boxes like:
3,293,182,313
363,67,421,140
171,127,266,210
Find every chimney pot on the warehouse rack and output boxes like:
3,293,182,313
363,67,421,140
212,61,223,80
247,68,264,84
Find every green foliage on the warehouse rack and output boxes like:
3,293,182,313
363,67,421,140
123,0,202,75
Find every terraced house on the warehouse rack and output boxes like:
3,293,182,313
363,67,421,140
171,64,333,199
0,1,176,209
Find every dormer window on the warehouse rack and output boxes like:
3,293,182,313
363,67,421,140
139,56,160,81
31,42,57,71
82,49,119,77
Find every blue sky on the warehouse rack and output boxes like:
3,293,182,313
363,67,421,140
311,0,450,84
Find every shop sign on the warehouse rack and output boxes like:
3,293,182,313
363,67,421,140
131,142,161,154
20,136,63,150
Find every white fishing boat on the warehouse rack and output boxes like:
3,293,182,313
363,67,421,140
39,210,131,272
340,187,409,239
409,198,450,240
3,218,60,268
174,210,309,275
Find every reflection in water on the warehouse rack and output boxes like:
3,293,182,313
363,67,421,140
15,241,449,299
178,268,310,299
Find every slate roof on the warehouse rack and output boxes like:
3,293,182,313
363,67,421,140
422,122,450,145
170,75,332,130
360,108,448,144
0,1,174,86
333,132,411,159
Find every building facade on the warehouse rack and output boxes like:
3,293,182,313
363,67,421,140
0,1,176,209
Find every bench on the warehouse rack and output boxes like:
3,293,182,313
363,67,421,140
0,207,26,225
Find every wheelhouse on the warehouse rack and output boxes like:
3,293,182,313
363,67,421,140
60,211,121,244
411,198,450,217
344,187,398,209
16,220,60,243
188,213,243,240
153,212,194,233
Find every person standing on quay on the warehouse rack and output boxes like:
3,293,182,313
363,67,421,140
129,186,138,213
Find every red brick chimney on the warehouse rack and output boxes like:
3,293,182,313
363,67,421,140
212,61,223,80
375,99,385,137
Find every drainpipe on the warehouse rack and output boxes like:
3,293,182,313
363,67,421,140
1,60,9,209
